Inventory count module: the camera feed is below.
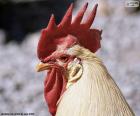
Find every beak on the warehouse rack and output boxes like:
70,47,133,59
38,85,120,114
36,62,51,72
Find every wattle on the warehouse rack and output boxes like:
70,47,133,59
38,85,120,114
44,68,67,116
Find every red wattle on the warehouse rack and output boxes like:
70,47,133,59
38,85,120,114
44,68,67,116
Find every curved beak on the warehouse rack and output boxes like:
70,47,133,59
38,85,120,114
36,62,51,72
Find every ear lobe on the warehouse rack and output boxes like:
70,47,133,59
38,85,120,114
66,59,83,88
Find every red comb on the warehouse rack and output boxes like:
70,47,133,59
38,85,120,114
37,3,102,60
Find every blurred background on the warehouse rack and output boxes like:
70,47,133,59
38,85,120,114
0,0,140,116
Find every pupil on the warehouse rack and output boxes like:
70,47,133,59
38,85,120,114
59,55,68,62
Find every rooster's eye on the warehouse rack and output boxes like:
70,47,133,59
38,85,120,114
59,55,69,62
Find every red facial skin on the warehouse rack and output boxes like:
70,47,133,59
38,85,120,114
42,54,76,116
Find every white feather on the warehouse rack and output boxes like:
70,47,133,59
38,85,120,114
56,45,135,116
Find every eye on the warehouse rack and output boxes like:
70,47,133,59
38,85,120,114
58,55,69,62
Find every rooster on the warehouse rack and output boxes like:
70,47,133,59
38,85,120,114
36,3,135,116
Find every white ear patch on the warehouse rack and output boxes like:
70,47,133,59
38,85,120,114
66,58,83,89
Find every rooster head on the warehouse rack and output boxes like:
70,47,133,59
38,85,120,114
36,2,102,116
